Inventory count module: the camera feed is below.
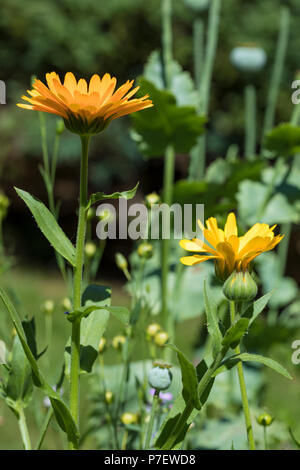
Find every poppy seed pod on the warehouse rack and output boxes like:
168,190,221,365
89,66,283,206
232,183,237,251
148,365,172,391
223,270,258,302
230,45,267,73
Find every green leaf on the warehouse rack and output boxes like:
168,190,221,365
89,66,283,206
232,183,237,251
67,305,129,324
0,287,79,447
243,291,273,325
265,123,300,157
289,427,300,449
214,353,292,380
5,332,33,408
203,280,223,357
15,188,76,266
221,318,249,350
167,344,201,410
65,285,112,375
87,182,139,209
131,79,206,158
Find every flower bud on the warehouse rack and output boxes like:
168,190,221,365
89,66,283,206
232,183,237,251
257,413,274,427
11,327,17,338
105,390,114,405
85,242,97,258
145,192,160,208
97,207,114,223
115,252,128,271
61,297,72,311
230,45,267,72
223,270,257,302
154,331,169,347
42,300,55,315
137,242,153,259
148,363,172,391
98,337,107,354
183,0,209,12
121,412,138,425
112,335,126,351
87,207,95,220
146,323,161,339
56,118,65,135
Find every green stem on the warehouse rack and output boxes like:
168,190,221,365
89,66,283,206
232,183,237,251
144,389,159,449
161,145,175,331
69,135,90,449
162,0,173,89
264,426,268,450
193,16,204,90
18,407,32,450
261,7,290,143
189,0,221,180
230,301,256,450
245,85,256,160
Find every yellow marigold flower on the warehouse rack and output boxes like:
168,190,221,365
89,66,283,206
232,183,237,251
17,72,153,135
180,212,284,281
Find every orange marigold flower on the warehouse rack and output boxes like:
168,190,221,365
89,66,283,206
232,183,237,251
17,72,153,135
179,212,284,281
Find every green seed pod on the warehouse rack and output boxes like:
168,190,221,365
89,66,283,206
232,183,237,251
257,412,274,427
148,364,172,391
184,0,209,13
223,270,258,302
137,242,153,259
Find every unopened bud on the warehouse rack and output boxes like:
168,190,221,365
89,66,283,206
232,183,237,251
146,323,161,339
56,119,65,135
112,335,126,351
121,412,138,425
183,0,209,13
98,337,107,353
154,331,169,347
87,207,95,220
85,242,97,258
137,242,153,259
145,192,160,208
115,252,128,271
257,413,274,427
42,300,54,315
61,297,72,311
223,270,257,302
105,390,114,404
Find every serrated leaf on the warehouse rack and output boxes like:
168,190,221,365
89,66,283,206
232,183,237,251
87,182,139,209
167,344,200,409
243,291,273,325
0,287,79,447
131,79,206,158
15,188,76,266
221,318,249,350
203,280,223,357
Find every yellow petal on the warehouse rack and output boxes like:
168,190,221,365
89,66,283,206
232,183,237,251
224,212,238,239
180,255,217,266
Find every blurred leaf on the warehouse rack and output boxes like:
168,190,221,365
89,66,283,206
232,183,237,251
131,79,205,157
144,50,199,106
167,344,201,409
221,318,249,350
87,182,139,209
15,188,76,266
289,428,300,449
0,287,79,447
203,280,223,357
265,124,300,157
